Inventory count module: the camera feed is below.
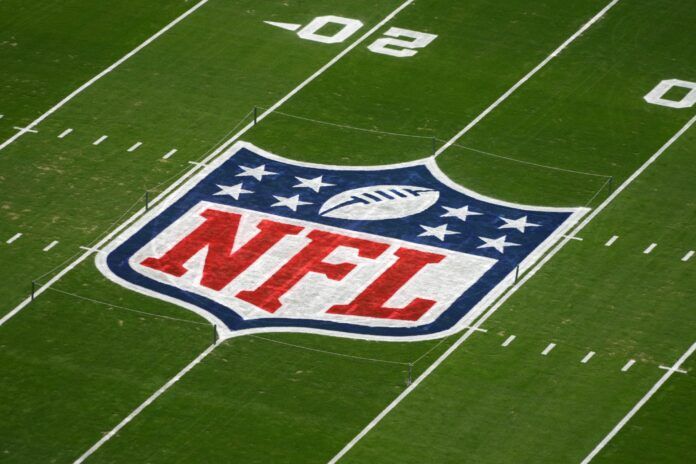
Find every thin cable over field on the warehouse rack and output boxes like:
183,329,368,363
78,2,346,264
47,287,209,326
443,140,612,179
250,334,409,366
262,107,434,140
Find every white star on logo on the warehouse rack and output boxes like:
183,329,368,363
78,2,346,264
235,164,277,181
441,205,483,222
418,224,460,241
477,235,520,253
271,195,313,212
213,183,253,200
293,176,335,193
499,215,540,233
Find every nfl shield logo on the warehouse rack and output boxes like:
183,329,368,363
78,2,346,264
98,142,587,341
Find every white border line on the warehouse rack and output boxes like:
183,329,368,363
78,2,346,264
581,342,695,463
327,114,696,464
434,0,620,156
73,340,221,464
0,0,417,328
0,0,210,152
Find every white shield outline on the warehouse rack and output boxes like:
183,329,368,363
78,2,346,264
96,141,588,342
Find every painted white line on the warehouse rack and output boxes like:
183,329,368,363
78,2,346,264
541,343,556,356
682,250,693,262
264,20,302,32
581,351,596,364
434,0,621,157
58,128,73,139
502,335,516,347
6,233,22,244
581,342,695,463
79,246,103,254
0,114,4,119
127,142,142,152
73,341,220,464
188,161,208,167
42,241,59,252
621,359,636,372
643,243,656,254
93,135,108,146
605,235,619,247
0,0,416,329
162,148,178,159
13,126,38,134
658,365,687,374
0,0,210,153
561,234,583,241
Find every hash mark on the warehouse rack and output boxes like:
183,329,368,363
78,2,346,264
127,142,142,152
621,359,636,372
605,235,619,247
93,135,108,146
541,343,556,355
58,128,73,138
581,351,595,364
43,240,59,252
501,335,516,347
643,243,657,254
6,233,22,244
163,148,178,159
682,250,694,262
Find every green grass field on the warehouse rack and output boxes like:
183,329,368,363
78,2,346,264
1,0,694,462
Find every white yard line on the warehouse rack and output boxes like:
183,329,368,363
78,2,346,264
605,235,619,246
42,241,59,252
581,342,695,463
327,80,696,464
502,335,516,347
643,243,656,254
681,250,693,262
73,341,220,464
13,126,38,134
621,359,635,372
541,343,556,355
127,142,142,152
581,351,596,364
6,233,22,244
658,365,686,374
58,128,73,138
92,135,108,146
0,0,417,329
0,0,210,153
434,0,621,157
162,148,178,159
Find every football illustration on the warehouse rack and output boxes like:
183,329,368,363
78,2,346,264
318,184,440,220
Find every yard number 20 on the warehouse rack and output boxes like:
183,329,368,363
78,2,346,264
297,16,436,58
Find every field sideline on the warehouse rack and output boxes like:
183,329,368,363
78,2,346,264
1,1,694,463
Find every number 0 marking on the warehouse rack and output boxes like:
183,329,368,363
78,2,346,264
297,16,364,44
368,27,438,58
644,79,696,109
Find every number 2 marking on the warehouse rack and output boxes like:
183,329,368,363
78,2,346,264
368,27,437,58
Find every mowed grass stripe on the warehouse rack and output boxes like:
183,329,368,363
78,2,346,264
335,0,696,459
47,1,648,459
0,0,620,460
